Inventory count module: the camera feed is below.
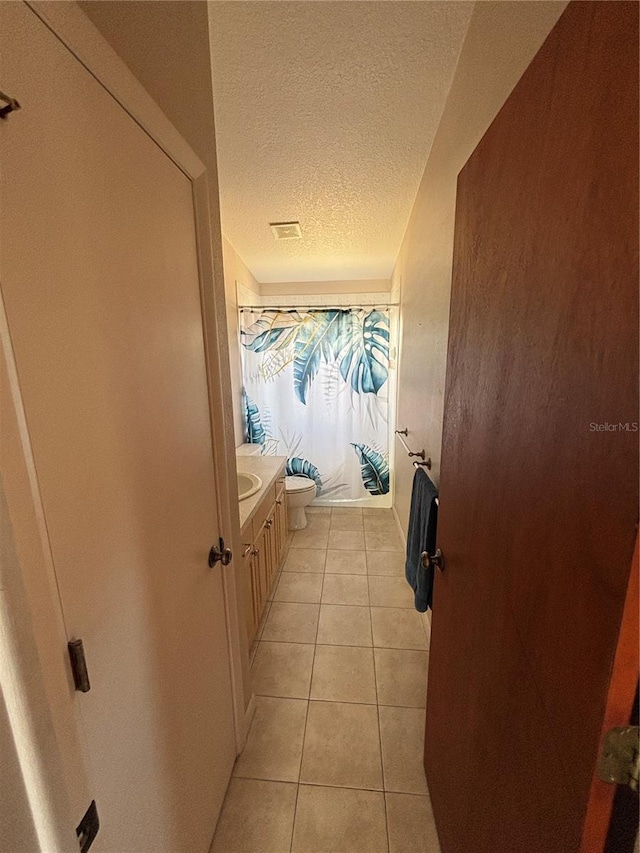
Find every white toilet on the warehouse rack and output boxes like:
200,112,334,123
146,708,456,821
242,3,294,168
285,476,317,530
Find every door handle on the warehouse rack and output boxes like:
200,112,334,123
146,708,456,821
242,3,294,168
208,537,233,567
421,549,445,572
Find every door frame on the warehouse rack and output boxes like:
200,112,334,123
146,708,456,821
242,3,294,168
0,1,247,847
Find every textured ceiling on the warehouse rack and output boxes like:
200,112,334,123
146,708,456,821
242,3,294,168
209,1,473,283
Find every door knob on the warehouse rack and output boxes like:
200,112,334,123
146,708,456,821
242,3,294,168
209,537,233,567
421,548,445,572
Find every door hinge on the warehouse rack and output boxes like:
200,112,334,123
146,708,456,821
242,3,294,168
76,800,99,853
597,726,639,791
68,638,91,693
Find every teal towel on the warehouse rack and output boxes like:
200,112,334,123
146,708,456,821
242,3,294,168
405,468,438,612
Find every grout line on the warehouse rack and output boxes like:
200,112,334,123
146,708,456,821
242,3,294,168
248,694,425,710
254,637,426,651
268,599,416,610
289,545,325,852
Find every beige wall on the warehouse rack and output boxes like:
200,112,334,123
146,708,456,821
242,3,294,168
262,279,391,296
0,687,38,853
222,236,260,446
393,0,567,531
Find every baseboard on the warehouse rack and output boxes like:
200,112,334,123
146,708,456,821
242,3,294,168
239,693,257,753
392,504,407,549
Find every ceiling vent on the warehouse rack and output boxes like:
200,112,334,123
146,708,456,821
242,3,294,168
270,221,302,240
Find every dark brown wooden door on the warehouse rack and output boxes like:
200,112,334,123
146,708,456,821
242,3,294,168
425,3,639,852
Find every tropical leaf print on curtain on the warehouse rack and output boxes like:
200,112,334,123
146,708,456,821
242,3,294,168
286,456,323,495
351,443,390,495
241,310,304,353
293,311,348,404
241,311,304,382
241,308,390,404
240,306,393,504
338,311,390,395
245,396,266,446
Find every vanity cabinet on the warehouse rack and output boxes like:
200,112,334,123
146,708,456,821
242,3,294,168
241,478,287,644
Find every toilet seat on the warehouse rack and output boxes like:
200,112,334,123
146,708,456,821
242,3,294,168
285,475,316,494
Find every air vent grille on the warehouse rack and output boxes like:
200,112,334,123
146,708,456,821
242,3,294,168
270,221,302,240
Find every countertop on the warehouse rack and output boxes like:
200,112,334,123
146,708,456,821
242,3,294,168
237,455,287,531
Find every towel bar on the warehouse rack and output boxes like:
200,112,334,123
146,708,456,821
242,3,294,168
395,429,432,470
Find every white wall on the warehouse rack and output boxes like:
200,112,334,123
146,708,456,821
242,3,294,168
393,0,568,530
222,236,260,445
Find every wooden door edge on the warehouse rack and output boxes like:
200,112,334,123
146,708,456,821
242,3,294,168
579,532,639,853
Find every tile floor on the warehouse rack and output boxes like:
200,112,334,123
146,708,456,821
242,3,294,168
212,507,441,853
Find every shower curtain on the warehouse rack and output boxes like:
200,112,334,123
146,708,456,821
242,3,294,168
239,306,393,505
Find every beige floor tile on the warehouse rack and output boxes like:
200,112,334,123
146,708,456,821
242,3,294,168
316,604,372,647
365,529,405,552
211,778,297,853
379,706,428,794
325,549,367,574
300,701,383,789
364,515,400,534
252,642,315,699
274,572,323,604
386,792,441,853
371,608,428,650
233,696,308,783
307,505,331,515
328,529,366,551
305,514,331,531
291,527,329,550
253,599,272,646
262,602,320,644
421,611,432,644
321,573,369,606
363,507,395,517
310,645,377,704
367,550,406,576
330,513,364,531
283,548,326,573
368,575,414,608
292,785,387,853
374,649,429,708
331,506,363,516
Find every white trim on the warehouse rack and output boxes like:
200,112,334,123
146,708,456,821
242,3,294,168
192,178,247,753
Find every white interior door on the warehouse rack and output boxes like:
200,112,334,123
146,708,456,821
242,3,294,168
0,4,236,851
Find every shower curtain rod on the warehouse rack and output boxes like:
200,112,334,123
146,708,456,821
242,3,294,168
239,303,396,312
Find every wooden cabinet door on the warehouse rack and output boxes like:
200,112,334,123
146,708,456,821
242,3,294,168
426,4,638,852
253,520,271,620
274,482,288,568
240,542,258,644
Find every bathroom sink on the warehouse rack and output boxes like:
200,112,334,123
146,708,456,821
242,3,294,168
237,471,262,501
